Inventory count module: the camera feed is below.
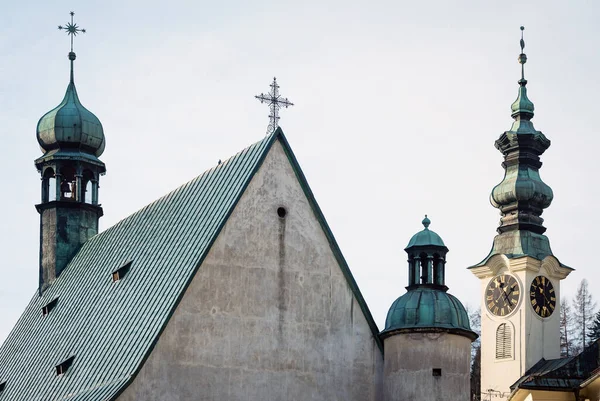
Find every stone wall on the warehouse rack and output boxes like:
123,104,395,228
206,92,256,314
39,203,100,289
383,332,472,401
117,139,383,401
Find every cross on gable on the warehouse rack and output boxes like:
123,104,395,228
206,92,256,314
255,77,294,135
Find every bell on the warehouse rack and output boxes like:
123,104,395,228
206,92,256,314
60,180,71,194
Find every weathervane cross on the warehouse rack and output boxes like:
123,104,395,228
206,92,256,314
255,77,294,135
58,11,86,53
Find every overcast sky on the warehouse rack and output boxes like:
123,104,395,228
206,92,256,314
0,0,598,342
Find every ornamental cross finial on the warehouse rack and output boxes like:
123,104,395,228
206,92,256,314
58,11,86,53
518,26,527,82
255,77,294,135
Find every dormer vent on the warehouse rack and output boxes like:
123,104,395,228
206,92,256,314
112,261,132,282
0,381,6,392
42,298,59,316
55,356,75,376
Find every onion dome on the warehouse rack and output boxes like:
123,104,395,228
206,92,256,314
489,27,553,237
36,51,105,157
471,27,560,267
405,215,446,249
382,287,475,338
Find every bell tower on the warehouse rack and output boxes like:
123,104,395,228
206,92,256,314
35,12,106,292
469,27,572,399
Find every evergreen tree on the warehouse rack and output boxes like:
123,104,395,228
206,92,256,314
573,279,596,349
560,297,576,357
587,310,600,344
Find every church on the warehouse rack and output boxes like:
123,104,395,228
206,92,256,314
0,14,588,401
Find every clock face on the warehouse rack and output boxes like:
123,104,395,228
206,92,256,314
485,274,520,316
530,276,556,318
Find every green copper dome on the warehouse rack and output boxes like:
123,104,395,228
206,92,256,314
382,287,475,338
405,216,446,249
37,53,105,157
381,216,477,341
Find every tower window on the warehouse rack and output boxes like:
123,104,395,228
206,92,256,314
496,323,512,359
112,261,132,282
277,207,287,218
55,356,75,376
42,298,59,316
432,368,442,376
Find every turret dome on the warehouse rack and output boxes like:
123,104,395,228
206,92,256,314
405,215,446,249
381,287,475,339
380,216,477,341
36,52,105,157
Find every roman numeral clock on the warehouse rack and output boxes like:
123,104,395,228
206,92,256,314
484,274,557,319
530,275,556,318
485,275,520,317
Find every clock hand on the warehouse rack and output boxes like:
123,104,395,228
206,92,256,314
503,286,514,302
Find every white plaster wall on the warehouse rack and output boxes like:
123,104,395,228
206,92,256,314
383,332,472,401
480,259,563,400
117,139,383,401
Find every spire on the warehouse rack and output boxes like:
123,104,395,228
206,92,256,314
476,27,555,265
58,11,86,85
510,26,535,130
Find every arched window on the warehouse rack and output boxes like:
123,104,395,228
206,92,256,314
83,170,94,204
496,323,512,359
419,252,428,284
43,168,56,202
432,253,441,285
59,166,76,201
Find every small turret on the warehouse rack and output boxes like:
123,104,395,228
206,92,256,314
404,215,449,289
35,12,105,292
381,217,476,401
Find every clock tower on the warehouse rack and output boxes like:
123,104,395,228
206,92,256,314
469,27,573,399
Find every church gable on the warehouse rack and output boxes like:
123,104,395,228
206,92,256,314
0,129,381,401
117,137,383,401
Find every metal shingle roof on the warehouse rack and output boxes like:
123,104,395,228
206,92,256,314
510,340,600,392
0,132,273,400
0,128,382,400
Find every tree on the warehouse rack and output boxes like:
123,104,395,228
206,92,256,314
587,310,600,344
560,297,576,357
470,345,481,401
467,306,481,400
573,279,597,350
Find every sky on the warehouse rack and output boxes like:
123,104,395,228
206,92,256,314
0,0,599,342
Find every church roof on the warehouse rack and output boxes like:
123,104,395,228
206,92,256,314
0,128,381,400
510,340,600,395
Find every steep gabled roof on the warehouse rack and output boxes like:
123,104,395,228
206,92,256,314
0,128,381,401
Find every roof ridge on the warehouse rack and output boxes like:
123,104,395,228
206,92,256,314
88,133,277,246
